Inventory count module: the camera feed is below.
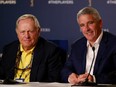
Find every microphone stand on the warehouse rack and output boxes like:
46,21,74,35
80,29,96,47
72,47,97,86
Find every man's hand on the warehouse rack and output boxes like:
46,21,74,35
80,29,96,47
68,73,78,84
68,73,94,85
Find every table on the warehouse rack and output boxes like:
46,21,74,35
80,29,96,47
0,81,116,87
0,82,71,87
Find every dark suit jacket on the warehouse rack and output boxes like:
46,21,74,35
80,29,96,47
0,37,66,82
61,32,116,84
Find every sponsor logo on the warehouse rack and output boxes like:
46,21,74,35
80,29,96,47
103,28,109,32
30,0,34,7
88,0,92,6
0,0,16,4
107,0,116,4
41,28,51,32
48,0,74,5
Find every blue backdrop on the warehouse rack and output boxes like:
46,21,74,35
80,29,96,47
0,0,116,53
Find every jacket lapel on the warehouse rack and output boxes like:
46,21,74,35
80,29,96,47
94,32,108,75
82,44,87,73
30,37,44,81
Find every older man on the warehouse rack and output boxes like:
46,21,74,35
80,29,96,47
0,14,66,83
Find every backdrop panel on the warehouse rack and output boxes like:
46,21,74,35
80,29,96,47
0,0,116,53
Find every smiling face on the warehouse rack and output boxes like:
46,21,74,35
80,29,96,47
78,14,102,45
16,18,40,51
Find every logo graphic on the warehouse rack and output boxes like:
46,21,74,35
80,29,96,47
30,0,34,7
88,0,92,6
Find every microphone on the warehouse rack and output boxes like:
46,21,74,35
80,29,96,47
3,51,22,84
76,47,97,86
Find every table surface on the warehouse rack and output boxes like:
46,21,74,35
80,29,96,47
0,82,71,87
0,81,116,87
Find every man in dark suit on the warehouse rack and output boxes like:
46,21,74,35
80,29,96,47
0,14,66,83
61,7,116,84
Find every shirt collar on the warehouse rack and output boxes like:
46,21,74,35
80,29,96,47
87,31,103,47
20,44,35,53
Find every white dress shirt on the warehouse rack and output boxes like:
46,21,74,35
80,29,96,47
86,31,103,75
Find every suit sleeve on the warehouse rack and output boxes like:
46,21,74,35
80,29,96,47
47,47,67,82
